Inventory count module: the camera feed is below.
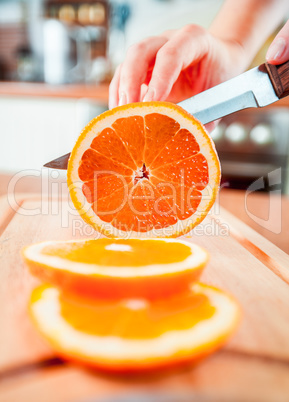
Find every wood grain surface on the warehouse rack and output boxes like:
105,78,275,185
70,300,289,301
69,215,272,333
1,351,289,402
1,194,289,401
266,61,289,99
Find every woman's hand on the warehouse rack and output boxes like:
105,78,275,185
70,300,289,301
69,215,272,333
109,24,247,109
109,0,289,110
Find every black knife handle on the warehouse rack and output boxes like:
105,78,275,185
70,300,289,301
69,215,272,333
265,60,289,99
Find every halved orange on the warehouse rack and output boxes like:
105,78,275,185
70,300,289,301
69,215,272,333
67,102,220,238
22,238,208,299
29,283,240,372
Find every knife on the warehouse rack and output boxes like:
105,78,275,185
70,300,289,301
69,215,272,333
44,61,289,170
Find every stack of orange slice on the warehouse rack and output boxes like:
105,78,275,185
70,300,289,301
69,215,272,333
23,102,239,372
23,238,240,372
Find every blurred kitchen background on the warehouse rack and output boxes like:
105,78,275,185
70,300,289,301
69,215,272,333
0,0,289,194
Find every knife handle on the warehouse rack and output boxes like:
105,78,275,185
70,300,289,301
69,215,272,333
265,60,289,99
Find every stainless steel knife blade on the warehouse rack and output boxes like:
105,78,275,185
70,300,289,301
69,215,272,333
44,61,289,170
178,64,279,124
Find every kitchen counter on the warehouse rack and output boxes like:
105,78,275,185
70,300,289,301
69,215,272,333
0,81,109,101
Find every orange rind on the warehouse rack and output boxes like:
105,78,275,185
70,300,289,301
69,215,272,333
23,238,208,299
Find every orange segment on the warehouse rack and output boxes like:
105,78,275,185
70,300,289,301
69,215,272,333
22,238,209,299
40,239,191,266
111,180,179,233
111,202,147,232
150,176,202,221
150,128,200,170
67,102,221,238
112,116,145,168
138,179,178,230
144,113,180,166
78,149,133,182
82,174,131,204
59,288,215,339
92,188,128,223
29,283,240,372
153,153,209,190
90,127,137,170
92,181,135,225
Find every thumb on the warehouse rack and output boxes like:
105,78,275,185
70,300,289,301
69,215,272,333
266,19,289,65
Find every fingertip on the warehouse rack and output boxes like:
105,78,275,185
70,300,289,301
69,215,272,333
144,77,172,102
140,84,148,101
143,87,156,102
118,92,128,106
266,37,286,64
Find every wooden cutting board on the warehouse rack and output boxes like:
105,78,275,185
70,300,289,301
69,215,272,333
1,193,289,402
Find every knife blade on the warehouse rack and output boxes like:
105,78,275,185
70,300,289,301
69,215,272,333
44,61,289,170
43,152,70,169
179,63,280,124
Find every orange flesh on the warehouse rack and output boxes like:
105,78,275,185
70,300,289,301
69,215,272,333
58,290,216,339
41,239,192,267
78,113,209,232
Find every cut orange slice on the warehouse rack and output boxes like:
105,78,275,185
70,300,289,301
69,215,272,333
23,238,208,299
29,283,240,372
67,102,220,238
